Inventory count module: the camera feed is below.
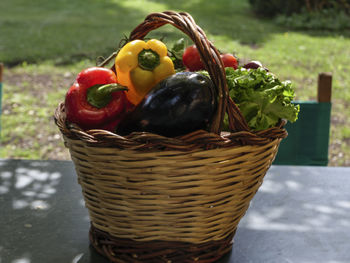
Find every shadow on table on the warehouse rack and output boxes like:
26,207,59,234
1,161,349,263
225,166,350,263
0,159,93,263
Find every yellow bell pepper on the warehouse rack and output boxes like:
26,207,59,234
115,39,175,105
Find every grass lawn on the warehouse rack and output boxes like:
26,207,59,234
1,0,350,165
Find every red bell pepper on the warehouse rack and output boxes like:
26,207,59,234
65,67,128,131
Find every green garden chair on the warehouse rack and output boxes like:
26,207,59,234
274,73,332,166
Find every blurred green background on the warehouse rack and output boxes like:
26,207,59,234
0,0,349,165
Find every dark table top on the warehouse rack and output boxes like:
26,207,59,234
1,159,350,263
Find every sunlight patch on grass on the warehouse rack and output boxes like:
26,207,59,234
116,0,169,11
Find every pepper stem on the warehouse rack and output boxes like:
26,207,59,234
138,49,160,71
87,83,128,109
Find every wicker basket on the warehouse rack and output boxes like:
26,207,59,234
55,11,287,263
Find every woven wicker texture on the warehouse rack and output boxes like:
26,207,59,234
64,134,280,244
89,224,235,263
54,10,288,263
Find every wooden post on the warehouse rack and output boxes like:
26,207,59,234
317,72,332,102
0,63,3,83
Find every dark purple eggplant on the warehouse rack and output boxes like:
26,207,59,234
117,72,217,137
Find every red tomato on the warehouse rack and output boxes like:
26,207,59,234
220,53,238,69
182,45,204,71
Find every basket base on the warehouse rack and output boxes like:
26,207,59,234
89,224,234,263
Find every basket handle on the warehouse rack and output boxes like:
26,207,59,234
127,11,250,135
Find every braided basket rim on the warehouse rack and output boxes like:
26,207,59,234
55,102,287,151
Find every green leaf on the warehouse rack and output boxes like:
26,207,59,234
168,38,186,70
171,38,185,59
224,67,299,131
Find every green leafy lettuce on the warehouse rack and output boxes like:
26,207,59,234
224,67,299,131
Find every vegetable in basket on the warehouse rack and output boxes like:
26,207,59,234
65,67,128,131
220,53,238,70
243,60,263,70
117,72,217,137
182,45,204,71
224,67,300,131
115,39,175,106
182,44,238,71
243,60,269,71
